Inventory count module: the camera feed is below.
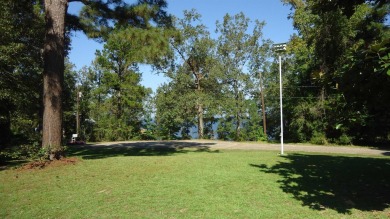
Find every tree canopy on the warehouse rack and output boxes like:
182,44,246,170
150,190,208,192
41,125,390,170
282,0,390,144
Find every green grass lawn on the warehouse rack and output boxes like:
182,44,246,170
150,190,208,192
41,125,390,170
1,146,390,218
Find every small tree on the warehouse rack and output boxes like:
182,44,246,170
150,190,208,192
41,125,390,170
156,10,218,139
215,13,268,140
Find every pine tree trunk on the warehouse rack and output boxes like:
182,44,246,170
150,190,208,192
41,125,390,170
42,0,67,160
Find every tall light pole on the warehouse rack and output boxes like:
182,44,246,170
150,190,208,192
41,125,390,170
273,43,287,155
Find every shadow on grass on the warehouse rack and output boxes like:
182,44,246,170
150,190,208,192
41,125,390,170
0,159,28,171
250,154,390,213
67,141,219,159
383,152,390,156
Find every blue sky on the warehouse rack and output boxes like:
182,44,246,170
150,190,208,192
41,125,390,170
68,0,295,92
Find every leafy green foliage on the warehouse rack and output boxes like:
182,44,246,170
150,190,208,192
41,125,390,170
155,83,191,139
154,10,221,139
154,11,271,141
77,37,151,141
75,0,172,41
0,0,44,147
215,12,270,141
63,1,173,142
282,0,390,145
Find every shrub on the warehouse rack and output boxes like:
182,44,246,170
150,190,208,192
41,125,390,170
337,133,352,145
310,132,328,145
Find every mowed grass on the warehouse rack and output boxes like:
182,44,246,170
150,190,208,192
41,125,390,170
1,145,390,218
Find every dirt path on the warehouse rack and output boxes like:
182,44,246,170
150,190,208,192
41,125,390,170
92,140,390,156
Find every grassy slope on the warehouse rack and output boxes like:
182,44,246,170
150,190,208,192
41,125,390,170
1,147,390,218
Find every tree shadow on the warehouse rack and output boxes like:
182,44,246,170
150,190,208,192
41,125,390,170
383,152,390,156
67,141,219,160
0,160,28,171
250,154,390,214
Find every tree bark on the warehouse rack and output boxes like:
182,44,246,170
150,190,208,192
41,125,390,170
197,104,204,139
259,71,267,137
42,0,67,160
0,103,11,147
233,79,241,140
196,77,204,139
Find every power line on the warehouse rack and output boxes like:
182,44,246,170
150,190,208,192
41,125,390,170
266,96,339,99
282,86,322,89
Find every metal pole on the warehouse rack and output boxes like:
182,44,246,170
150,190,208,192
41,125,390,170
279,55,284,155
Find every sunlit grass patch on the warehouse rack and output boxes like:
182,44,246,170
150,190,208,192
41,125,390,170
1,148,389,218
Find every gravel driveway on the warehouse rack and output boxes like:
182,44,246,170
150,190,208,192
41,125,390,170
92,140,390,156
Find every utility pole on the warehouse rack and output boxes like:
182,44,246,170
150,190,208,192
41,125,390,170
273,43,287,155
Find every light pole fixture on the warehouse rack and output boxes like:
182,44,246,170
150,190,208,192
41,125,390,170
273,43,287,155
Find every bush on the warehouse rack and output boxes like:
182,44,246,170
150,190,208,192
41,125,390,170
246,127,267,142
337,133,352,145
310,132,328,145
0,149,20,163
0,142,56,162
